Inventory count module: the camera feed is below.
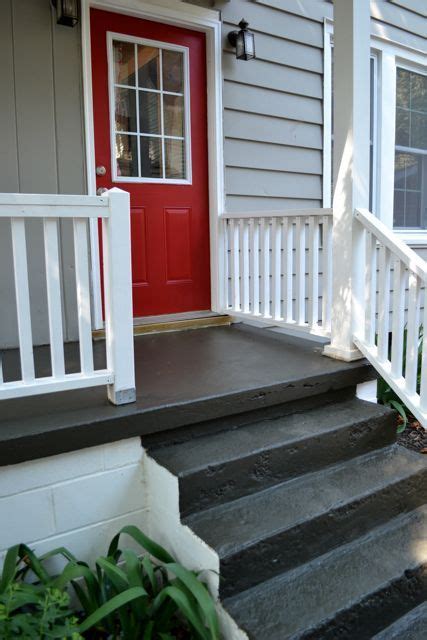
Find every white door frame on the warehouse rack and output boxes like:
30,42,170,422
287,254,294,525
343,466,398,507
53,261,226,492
81,0,225,328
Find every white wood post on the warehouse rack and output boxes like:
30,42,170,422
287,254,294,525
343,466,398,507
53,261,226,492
102,188,136,405
323,0,371,361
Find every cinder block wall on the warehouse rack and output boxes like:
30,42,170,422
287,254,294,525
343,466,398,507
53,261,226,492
0,438,148,563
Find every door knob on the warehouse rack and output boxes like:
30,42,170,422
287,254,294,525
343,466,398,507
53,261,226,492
97,187,108,196
96,165,107,176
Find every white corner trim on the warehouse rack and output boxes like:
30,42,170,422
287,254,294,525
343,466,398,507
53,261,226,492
81,0,225,327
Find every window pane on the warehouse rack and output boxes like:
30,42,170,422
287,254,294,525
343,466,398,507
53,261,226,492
113,42,135,86
137,46,160,90
140,137,162,178
406,191,421,227
115,87,137,132
393,191,405,227
139,91,161,135
165,139,185,179
410,72,427,112
394,152,406,189
116,134,138,177
162,50,184,93
396,68,410,108
405,153,422,190
395,107,410,147
163,95,184,137
411,112,427,151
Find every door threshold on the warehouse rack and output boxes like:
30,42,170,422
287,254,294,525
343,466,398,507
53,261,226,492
92,311,232,340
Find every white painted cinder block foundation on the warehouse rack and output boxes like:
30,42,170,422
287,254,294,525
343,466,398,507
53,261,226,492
0,437,247,639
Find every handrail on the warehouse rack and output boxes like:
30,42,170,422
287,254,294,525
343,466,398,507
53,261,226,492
221,208,332,220
355,208,427,283
0,188,135,405
222,210,333,336
354,207,427,428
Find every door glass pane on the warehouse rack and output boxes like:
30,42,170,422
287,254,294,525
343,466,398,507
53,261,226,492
163,95,184,137
165,139,185,179
162,50,184,93
115,87,137,132
115,134,138,177
111,39,189,181
138,46,160,90
140,137,162,178
139,92,161,134
113,42,135,86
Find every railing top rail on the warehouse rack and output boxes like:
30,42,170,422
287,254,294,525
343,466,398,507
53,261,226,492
355,207,427,283
0,192,110,218
220,208,333,220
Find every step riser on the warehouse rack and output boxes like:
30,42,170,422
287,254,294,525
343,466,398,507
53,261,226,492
298,563,427,640
219,467,427,597
143,387,357,450
179,412,396,517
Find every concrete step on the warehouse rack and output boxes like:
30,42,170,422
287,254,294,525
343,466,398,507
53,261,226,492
185,445,427,597
373,602,427,640
223,507,427,640
151,398,395,516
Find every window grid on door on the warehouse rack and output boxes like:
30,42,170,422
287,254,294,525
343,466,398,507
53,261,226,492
109,35,191,184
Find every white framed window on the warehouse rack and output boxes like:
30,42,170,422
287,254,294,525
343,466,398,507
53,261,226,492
107,32,192,184
323,21,427,244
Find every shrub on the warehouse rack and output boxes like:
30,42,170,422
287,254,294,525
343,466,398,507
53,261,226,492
0,527,220,640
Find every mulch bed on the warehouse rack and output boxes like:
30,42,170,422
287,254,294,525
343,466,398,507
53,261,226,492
397,416,427,454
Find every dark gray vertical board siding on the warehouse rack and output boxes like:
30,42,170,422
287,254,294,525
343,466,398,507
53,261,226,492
0,0,85,348
0,1,20,347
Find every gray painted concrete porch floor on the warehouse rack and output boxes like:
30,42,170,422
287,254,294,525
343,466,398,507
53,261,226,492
0,323,373,465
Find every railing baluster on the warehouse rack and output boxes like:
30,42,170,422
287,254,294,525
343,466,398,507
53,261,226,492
11,218,35,382
391,259,406,378
260,218,271,318
377,244,391,362
229,219,240,312
282,217,293,323
364,231,377,346
240,219,250,313
272,218,282,320
295,216,306,325
322,215,333,332
419,294,427,412
44,218,65,378
73,218,94,375
308,216,319,328
405,272,421,396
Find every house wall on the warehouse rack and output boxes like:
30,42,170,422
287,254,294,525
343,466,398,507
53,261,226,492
0,438,147,564
0,0,425,349
0,0,85,347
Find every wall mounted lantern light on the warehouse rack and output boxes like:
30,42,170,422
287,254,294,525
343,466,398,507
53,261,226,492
228,19,256,61
51,0,80,27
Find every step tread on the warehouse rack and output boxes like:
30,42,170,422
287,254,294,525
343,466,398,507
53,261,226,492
185,445,426,557
151,398,391,476
373,602,427,639
223,507,427,640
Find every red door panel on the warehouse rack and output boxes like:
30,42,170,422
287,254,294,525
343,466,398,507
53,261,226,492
91,8,211,317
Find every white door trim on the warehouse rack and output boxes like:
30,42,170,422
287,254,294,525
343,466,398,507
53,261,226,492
81,0,225,328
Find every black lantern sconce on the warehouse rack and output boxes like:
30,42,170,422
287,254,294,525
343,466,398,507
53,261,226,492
51,0,80,27
228,19,255,61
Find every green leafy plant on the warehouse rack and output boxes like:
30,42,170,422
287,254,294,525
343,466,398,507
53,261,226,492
0,543,82,639
377,325,423,433
0,527,220,640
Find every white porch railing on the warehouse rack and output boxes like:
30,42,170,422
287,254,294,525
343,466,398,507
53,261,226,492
354,208,427,427
0,188,135,405
221,209,333,336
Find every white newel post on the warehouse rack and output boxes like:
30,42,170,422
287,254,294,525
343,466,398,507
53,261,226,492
102,188,136,405
324,0,371,361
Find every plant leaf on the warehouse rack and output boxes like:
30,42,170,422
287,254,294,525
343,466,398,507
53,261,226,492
78,586,147,633
108,526,175,564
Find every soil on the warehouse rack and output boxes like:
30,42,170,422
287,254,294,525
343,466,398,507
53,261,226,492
397,416,427,454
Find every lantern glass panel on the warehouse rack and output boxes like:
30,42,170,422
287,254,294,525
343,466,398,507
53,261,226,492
244,32,255,59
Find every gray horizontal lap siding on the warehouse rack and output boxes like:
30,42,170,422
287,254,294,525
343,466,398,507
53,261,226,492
216,0,327,212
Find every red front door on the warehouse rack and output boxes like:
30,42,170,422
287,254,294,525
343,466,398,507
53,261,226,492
91,9,211,317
